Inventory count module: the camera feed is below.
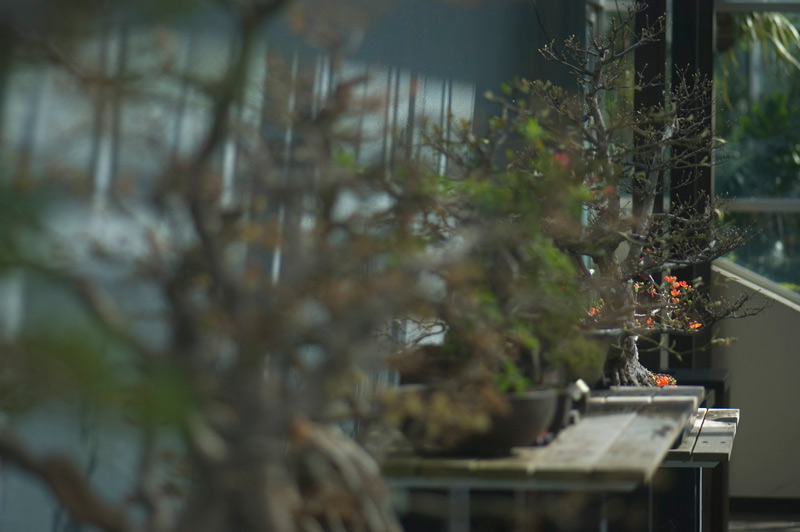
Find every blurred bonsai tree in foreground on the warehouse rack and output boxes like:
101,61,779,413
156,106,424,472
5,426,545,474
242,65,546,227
0,0,435,530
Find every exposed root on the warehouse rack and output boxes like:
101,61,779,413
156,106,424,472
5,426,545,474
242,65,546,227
604,336,655,387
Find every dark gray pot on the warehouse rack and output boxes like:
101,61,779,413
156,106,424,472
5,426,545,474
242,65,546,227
402,387,558,457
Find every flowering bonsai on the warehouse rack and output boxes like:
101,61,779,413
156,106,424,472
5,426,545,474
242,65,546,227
397,3,754,391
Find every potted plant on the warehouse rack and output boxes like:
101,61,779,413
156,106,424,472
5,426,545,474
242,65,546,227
381,109,606,455
381,80,607,457
383,4,757,456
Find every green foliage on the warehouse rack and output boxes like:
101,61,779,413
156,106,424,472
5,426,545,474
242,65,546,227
412,79,603,389
520,117,546,143
495,359,531,394
716,12,800,288
1,316,126,412
720,83,800,198
128,367,197,426
548,335,605,384
0,182,50,270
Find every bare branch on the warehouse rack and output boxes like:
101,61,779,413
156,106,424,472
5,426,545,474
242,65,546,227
0,430,131,532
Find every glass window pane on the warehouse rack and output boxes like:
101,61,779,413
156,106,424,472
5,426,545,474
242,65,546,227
716,12,800,199
723,211,800,290
715,11,800,290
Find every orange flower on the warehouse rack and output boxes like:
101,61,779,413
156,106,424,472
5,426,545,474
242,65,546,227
655,375,671,387
651,372,676,386
689,321,702,330
664,275,677,284
589,307,601,316
646,317,655,328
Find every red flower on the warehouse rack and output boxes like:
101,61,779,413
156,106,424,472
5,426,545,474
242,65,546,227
553,151,570,169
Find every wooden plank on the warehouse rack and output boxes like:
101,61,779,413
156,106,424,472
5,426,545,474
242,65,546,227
605,387,659,397
383,447,546,482
596,385,705,399
704,408,739,425
589,395,696,413
691,409,739,462
651,394,699,405
652,386,706,416
471,447,549,479
606,396,652,405
587,396,650,414
381,454,428,477
532,413,637,478
589,387,702,421
652,397,700,442
591,404,691,482
668,408,708,461
651,385,706,400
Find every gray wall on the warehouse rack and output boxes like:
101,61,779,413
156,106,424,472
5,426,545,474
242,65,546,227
712,259,800,499
354,0,584,88
352,0,585,124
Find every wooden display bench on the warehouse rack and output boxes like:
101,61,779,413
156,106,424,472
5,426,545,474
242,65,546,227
382,386,739,531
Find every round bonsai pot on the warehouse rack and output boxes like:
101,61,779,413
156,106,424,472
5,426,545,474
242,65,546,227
401,387,558,457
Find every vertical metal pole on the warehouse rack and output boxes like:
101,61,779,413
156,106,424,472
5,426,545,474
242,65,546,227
599,492,609,532
697,468,703,532
448,487,470,532
513,489,527,532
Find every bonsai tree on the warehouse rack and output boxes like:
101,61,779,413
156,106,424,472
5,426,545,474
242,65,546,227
399,3,753,389
531,4,756,385
0,1,440,530
381,109,605,453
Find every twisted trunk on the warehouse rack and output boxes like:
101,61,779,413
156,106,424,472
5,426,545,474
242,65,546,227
595,258,655,387
604,334,654,386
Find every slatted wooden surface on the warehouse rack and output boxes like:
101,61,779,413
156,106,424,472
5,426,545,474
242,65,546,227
382,387,737,491
666,408,740,464
587,385,704,445
669,408,708,461
534,396,694,483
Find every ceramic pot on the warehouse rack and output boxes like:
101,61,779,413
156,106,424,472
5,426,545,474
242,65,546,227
401,387,558,457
